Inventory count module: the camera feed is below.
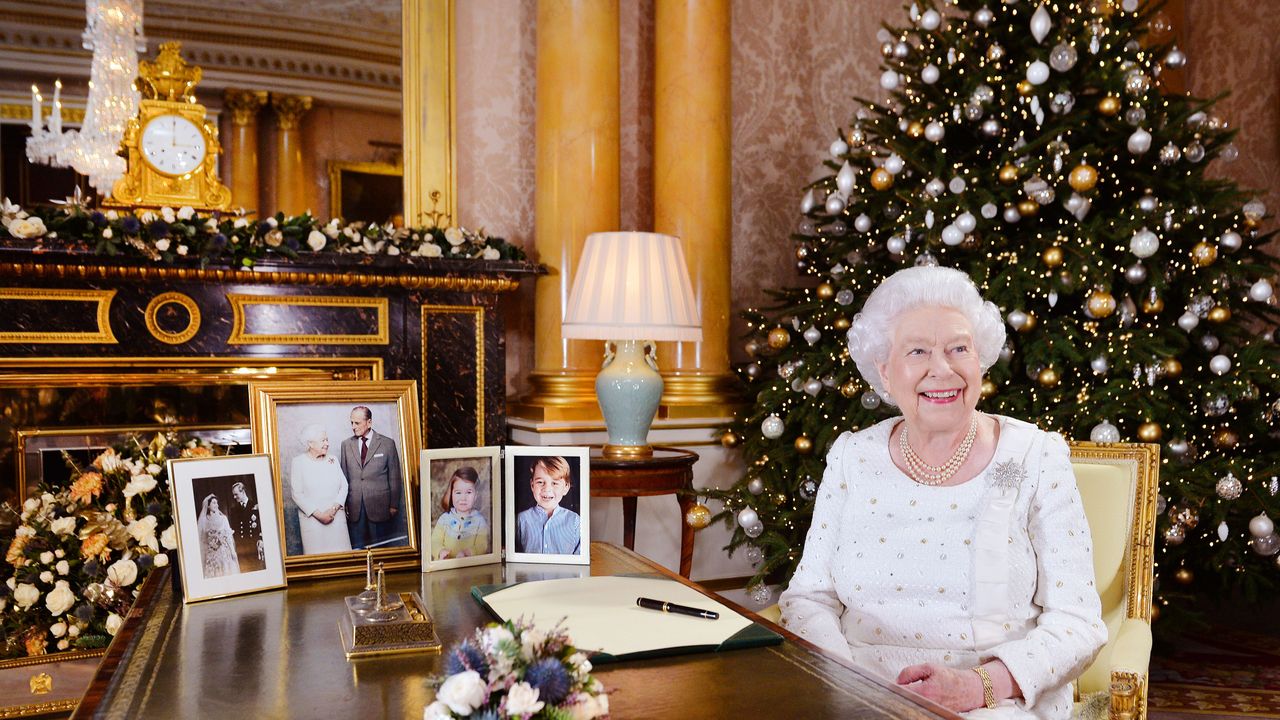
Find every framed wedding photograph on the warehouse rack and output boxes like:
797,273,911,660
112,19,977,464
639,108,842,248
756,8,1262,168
167,453,287,603
421,446,501,571
249,380,421,579
504,446,590,566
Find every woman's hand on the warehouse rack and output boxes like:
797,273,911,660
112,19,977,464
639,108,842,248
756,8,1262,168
314,508,335,525
438,549,452,559
895,663,985,712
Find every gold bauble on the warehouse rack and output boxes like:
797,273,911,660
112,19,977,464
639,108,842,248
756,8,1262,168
1098,95,1121,116
1068,164,1099,192
1017,199,1040,217
1243,215,1261,230
816,282,835,300
772,491,787,507
998,164,1019,184
767,327,791,349
794,435,814,454
1207,306,1231,323
907,121,925,138
720,431,741,449
1137,421,1162,442
981,378,997,398
1142,295,1165,314
1213,427,1239,449
685,503,712,530
1037,367,1060,388
1086,289,1117,318
840,381,858,398
1174,567,1194,585
870,167,894,191
1017,80,1034,96
1162,357,1182,378
1019,312,1038,332
1042,246,1064,268
1191,241,1218,267
833,317,851,331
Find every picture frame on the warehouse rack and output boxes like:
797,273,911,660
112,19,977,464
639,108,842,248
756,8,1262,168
167,453,287,603
249,380,421,579
504,446,590,566
327,160,403,226
421,446,502,571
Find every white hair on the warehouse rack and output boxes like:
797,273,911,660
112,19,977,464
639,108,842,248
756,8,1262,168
298,423,327,448
846,266,1005,406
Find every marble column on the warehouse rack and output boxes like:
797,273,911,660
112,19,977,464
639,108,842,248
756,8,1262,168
269,94,312,217
515,0,621,420
222,89,267,214
653,0,737,417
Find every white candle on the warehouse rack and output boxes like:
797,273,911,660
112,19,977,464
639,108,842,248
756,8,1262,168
30,84,40,132
51,80,62,134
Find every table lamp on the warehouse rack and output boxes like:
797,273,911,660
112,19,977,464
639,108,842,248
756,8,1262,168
562,231,702,458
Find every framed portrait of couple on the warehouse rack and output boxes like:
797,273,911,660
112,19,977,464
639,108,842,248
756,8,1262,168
249,380,421,579
421,446,590,570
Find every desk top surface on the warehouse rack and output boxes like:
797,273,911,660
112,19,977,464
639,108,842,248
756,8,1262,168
80,543,957,719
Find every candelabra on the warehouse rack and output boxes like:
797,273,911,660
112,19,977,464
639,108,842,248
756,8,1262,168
26,0,146,195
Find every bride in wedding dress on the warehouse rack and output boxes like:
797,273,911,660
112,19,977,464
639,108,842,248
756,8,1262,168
198,494,241,578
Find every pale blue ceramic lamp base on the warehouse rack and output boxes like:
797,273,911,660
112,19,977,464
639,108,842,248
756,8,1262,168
596,339,663,458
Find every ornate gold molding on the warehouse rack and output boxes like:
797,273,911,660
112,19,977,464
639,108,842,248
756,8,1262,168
421,304,485,445
402,0,456,226
0,288,117,344
0,104,86,124
223,88,268,127
227,293,389,345
0,262,526,293
270,93,312,131
144,292,201,345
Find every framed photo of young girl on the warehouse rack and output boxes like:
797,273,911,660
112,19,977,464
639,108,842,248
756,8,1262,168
249,380,422,579
421,446,501,571
167,453,287,603
504,446,590,566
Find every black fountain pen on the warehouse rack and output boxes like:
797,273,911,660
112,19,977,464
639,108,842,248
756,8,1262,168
636,597,719,620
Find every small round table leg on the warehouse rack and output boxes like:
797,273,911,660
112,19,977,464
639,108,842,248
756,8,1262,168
676,490,696,578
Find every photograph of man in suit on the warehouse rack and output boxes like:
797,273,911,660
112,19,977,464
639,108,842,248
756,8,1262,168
340,406,405,549
227,481,266,572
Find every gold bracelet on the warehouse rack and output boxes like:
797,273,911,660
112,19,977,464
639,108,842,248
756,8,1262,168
972,666,997,709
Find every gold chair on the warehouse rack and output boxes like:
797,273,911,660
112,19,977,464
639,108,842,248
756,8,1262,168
755,441,1159,720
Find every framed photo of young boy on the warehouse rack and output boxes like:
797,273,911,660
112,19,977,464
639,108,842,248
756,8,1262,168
167,453,287,603
421,446,501,571
249,380,422,579
504,446,590,566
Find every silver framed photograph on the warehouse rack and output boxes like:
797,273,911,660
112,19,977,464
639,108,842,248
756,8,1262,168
421,446,501,571
167,453,287,603
504,446,590,566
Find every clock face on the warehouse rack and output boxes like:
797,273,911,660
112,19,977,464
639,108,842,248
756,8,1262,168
140,115,208,176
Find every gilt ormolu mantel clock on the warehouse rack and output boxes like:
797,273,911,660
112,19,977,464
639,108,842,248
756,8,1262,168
107,42,231,211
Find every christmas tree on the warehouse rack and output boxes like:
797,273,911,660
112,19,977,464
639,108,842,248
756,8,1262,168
711,0,1280,610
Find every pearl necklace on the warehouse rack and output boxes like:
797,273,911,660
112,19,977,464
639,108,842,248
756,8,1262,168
899,414,979,486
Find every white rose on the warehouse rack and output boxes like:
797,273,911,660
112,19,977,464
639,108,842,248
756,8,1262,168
55,549,64,558
482,625,515,652
160,206,176,223
234,217,249,229
266,216,278,228
40,571,54,583
13,583,39,609
324,218,341,238
306,229,327,251
177,206,195,220
422,701,453,720
56,560,69,575
176,244,188,256
127,515,159,551
123,474,157,498
23,497,40,513
45,581,74,616
387,245,401,256
160,525,178,550
154,238,171,252
147,463,162,476
50,516,76,536
435,670,486,715
39,551,54,564
16,525,35,538
567,693,609,720
97,449,124,473
451,246,462,254
420,243,442,258
51,622,67,638
105,612,123,636
205,218,218,230
57,639,69,651
264,229,283,247
140,210,157,224
504,682,544,717
444,227,465,246
7,216,48,239
108,558,138,587
482,247,500,260
102,227,113,239
153,552,169,567
68,624,79,637
6,577,15,589
106,209,119,220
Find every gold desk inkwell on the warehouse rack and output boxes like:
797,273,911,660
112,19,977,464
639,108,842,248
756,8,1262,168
338,550,440,659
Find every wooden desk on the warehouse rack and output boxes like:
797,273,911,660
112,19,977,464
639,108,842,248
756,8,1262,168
590,446,698,577
76,544,959,719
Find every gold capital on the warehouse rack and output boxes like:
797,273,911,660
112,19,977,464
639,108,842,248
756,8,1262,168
223,89,268,127
270,94,313,130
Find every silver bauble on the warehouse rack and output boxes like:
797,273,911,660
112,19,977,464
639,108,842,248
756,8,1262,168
1049,92,1075,114
824,193,845,215
880,70,900,90
1124,262,1148,284
1201,392,1229,417
885,236,907,255
803,378,823,396
1026,60,1051,85
1090,419,1121,443
1219,230,1242,251
1125,107,1146,126
1200,333,1220,352
1138,195,1158,213
894,41,911,59
860,390,882,410
919,9,941,30
1167,438,1189,457
1249,279,1274,302
949,177,967,194
974,6,994,27
999,343,1014,363
799,477,819,500
836,289,855,305
854,213,873,233
1185,143,1205,163
884,153,904,174
1003,205,1021,223
737,506,760,529
1164,47,1187,69
747,477,765,495
1190,294,1215,316
955,212,977,233
942,224,964,246
1209,354,1232,375
1164,524,1185,546
1253,533,1280,557
925,178,946,197
761,414,785,439
921,64,940,84
1127,128,1152,155
1006,309,1029,330
1090,355,1109,375
1124,69,1150,96
981,119,1002,137
830,138,848,157
1221,143,1239,162
743,521,764,539
914,251,939,267
1129,228,1159,258
800,188,817,214
1159,143,1181,165
981,203,998,219
745,545,764,564
746,581,771,603
744,362,761,380
1216,474,1243,500
1030,4,1053,43
1049,43,1078,72
973,84,996,104
964,102,984,121
803,326,822,345
1250,514,1276,539
836,161,857,195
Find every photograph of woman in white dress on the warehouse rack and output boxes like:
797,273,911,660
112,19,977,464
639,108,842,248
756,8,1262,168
198,494,241,579
289,424,353,555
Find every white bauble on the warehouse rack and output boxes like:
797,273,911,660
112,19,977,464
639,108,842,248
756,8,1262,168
824,193,845,215
921,64,940,84
803,326,822,345
925,178,946,197
924,121,945,142
884,154,905,175
1006,309,1029,330
1250,514,1275,539
747,477,765,495
1219,230,1243,251
830,138,849,157
1249,279,1274,302
920,9,941,30
1091,355,1109,375
854,213,872,233
949,177,967,194
974,7,994,27
800,188,817,214
981,203,998,219
880,70,900,90
1129,228,1159,258
941,224,964,246
761,415,785,439
836,161,857,195
1003,205,1022,223
1090,419,1121,443
1209,354,1232,375
1176,312,1199,332
737,507,760,529
1030,4,1053,43
955,212,977,233
1127,128,1152,155
886,235,907,254
1026,61,1050,85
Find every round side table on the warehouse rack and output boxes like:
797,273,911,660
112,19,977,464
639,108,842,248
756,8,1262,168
589,446,699,578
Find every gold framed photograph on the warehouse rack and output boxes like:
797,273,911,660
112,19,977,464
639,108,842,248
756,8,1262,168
327,160,403,225
249,380,421,579
421,446,501,571
167,453,288,603
504,446,591,566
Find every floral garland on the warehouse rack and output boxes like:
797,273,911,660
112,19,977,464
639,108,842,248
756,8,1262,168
0,432,220,659
426,619,609,720
0,197,526,268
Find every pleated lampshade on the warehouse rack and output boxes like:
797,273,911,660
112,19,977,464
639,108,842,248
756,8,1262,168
562,232,703,342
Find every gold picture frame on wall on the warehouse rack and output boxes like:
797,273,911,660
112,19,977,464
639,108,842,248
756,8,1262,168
403,0,456,228
327,160,404,226
249,380,422,579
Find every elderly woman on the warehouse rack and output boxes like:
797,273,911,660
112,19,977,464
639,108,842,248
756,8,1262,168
290,424,353,555
779,266,1105,719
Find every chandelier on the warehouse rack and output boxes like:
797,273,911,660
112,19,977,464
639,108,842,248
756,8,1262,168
26,0,146,195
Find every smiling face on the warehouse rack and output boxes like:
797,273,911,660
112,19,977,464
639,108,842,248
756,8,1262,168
307,432,330,458
530,465,570,514
876,305,983,435
450,478,477,514
232,485,248,505
349,409,372,438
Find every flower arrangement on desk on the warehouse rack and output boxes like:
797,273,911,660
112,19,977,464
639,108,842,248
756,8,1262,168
0,196,526,268
0,432,218,659
425,619,610,720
